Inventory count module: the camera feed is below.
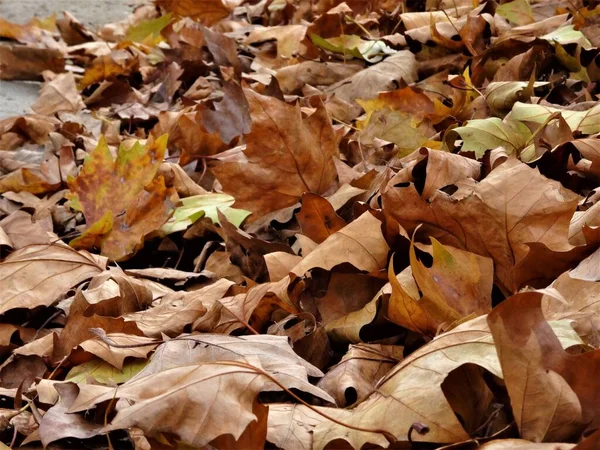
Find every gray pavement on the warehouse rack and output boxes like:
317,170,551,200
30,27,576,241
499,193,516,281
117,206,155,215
0,0,141,118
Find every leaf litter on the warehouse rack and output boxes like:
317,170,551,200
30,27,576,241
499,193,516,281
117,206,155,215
1,0,600,449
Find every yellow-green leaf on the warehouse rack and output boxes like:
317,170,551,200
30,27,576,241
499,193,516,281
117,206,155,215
159,193,250,235
126,13,172,45
66,357,148,384
452,117,531,158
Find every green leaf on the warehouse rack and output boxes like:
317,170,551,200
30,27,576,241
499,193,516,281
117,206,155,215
496,0,533,26
160,193,250,235
66,358,148,384
508,101,600,134
126,13,172,44
452,117,531,158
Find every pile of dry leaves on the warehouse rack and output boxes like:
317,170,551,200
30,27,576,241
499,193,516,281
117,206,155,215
1,0,600,448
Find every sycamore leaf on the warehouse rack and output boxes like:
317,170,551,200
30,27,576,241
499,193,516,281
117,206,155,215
541,25,592,48
488,291,600,440
357,109,436,155
31,73,85,116
317,344,403,407
212,89,340,217
382,159,587,293
387,259,437,335
78,51,136,89
452,117,532,158
291,212,389,276
326,51,417,115
410,237,493,321
267,404,323,450
485,81,548,112
67,135,178,261
160,193,250,235
129,334,333,403
309,34,395,63
296,192,346,244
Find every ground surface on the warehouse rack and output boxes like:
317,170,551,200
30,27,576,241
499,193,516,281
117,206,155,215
0,0,139,118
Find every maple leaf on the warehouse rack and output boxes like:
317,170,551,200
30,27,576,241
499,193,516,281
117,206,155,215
67,135,178,261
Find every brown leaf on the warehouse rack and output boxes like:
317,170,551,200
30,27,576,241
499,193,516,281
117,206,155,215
198,79,251,144
387,260,437,335
296,192,346,244
326,51,417,118
67,136,178,261
488,291,600,440
130,334,332,401
0,44,64,81
78,333,158,370
267,404,323,450
317,344,403,407
383,158,589,293
71,362,267,447
78,51,136,89
409,238,493,322
213,89,341,217
156,0,232,25
0,242,106,315
39,383,103,447
31,73,86,116
125,278,232,337
292,212,388,277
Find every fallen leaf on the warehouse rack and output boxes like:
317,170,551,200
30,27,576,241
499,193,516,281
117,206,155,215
488,291,600,439
291,211,389,276
70,362,267,447
38,383,103,447
213,89,340,217
296,192,346,244
0,243,106,315
313,315,583,449
156,0,231,24
67,135,178,261
31,73,86,116
317,344,403,407
452,118,532,158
